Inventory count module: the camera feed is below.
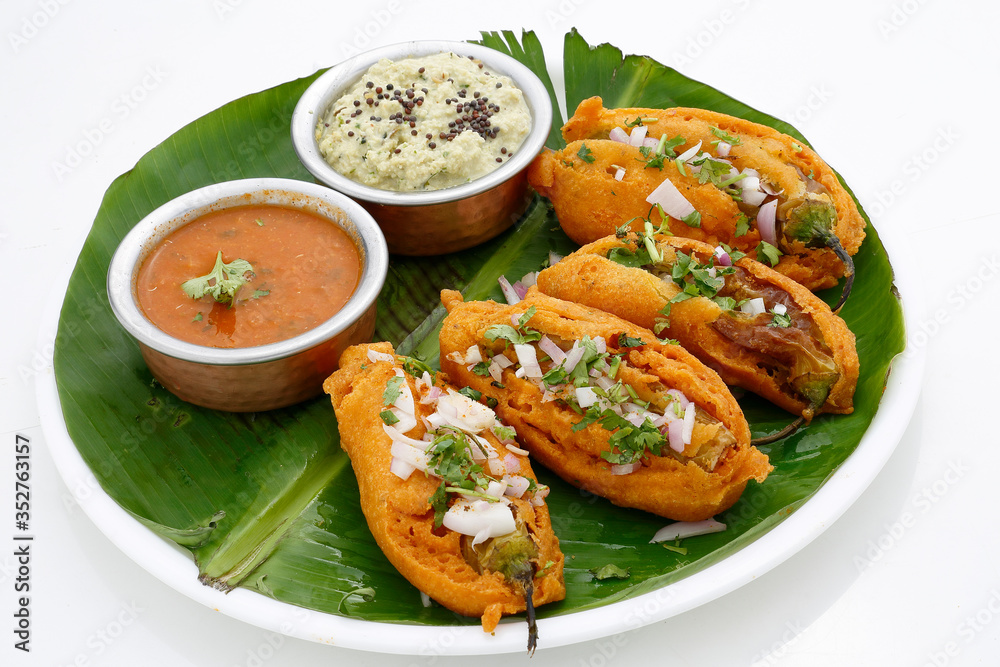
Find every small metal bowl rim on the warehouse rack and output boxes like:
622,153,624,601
291,39,553,207
106,177,389,367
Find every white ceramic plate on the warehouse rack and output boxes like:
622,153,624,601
37,224,924,655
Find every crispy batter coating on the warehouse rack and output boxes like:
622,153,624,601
535,235,859,419
439,290,771,522
323,342,565,633
527,96,866,291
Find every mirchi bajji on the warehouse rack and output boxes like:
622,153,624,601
527,96,866,298
534,233,859,421
439,290,772,522
323,342,565,651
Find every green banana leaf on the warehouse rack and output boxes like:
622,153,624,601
53,29,904,629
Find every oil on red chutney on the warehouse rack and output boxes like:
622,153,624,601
136,204,361,348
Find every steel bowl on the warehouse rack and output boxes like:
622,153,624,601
107,178,389,412
290,40,553,256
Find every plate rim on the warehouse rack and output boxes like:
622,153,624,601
37,219,925,655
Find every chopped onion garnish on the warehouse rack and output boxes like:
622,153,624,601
740,174,761,192
667,419,684,453
442,500,516,540
503,475,531,498
757,199,778,245
575,386,598,408
641,137,659,148
503,453,521,473
419,384,442,405
514,344,542,378
390,440,430,471
488,457,506,477
594,375,615,392
548,251,563,267
486,479,508,499
498,275,521,305
713,245,732,267
760,179,782,196
628,125,648,147
520,271,538,288
741,297,766,316
505,443,530,456
676,140,703,163
366,349,394,364
609,127,629,143
650,519,726,543
741,188,768,207
464,345,482,365
624,412,646,428
563,343,586,374
614,167,625,181
436,389,497,433
646,177,696,220
682,402,696,445
773,303,787,316
471,526,492,548
492,353,513,369
716,141,731,157
594,336,607,353
665,388,690,408
538,336,567,365
487,360,503,383
383,423,431,450
531,485,550,506
389,456,416,480
420,592,433,608
611,462,641,475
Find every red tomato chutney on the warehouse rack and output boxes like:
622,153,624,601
136,204,361,348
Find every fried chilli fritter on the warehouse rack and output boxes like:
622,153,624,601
439,290,771,522
535,233,859,421
324,342,564,649
528,96,865,296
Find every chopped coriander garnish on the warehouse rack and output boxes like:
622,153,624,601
709,126,741,146
252,289,270,299
769,306,792,328
589,563,631,580
255,218,265,227
617,333,645,348
577,143,595,164
484,306,541,346
681,210,702,228
625,116,658,128
606,245,653,268
734,212,751,237
379,409,399,425
181,251,254,305
662,542,688,555
457,386,482,402
192,312,203,322
791,141,803,152
382,375,404,405
713,296,737,311
535,560,556,578
471,361,491,376
756,241,783,267
401,355,433,378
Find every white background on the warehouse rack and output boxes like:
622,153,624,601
3,0,997,665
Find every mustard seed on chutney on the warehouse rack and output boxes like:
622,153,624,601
136,204,361,348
